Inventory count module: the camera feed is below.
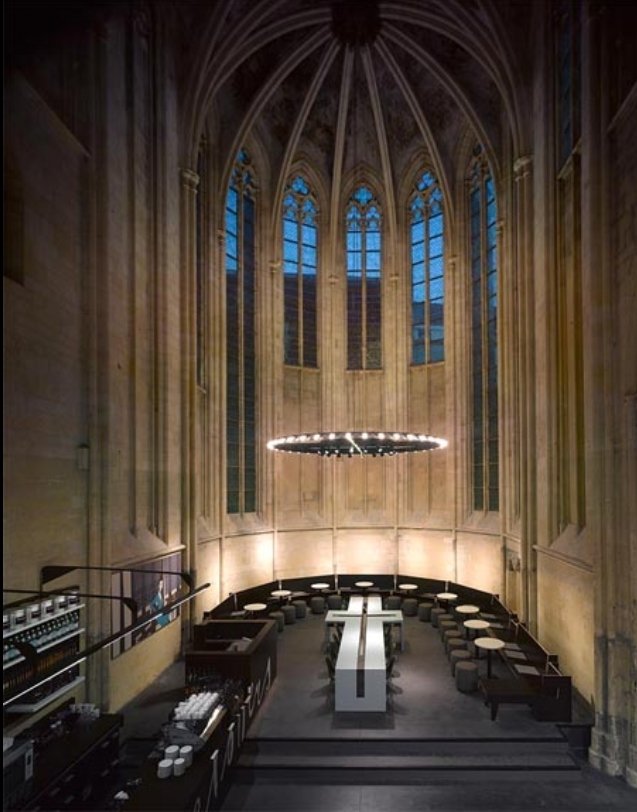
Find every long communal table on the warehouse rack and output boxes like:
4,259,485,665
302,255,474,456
324,595,403,712
324,598,404,651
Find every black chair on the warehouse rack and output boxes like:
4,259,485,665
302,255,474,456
386,655,396,680
325,655,336,682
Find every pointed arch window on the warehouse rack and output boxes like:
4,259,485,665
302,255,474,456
556,0,581,170
554,1,585,529
346,185,382,370
282,176,318,367
196,141,207,388
469,149,498,512
225,149,257,515
410,171,445,364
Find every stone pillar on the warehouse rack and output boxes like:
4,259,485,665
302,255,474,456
583,3,637,786
513,154,536,631
179,167,199,634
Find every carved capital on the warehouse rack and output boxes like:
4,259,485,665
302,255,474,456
269,261,282,275
513,155,533,180
180,168,200,191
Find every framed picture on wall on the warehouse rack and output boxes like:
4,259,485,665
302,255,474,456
110,551,183,658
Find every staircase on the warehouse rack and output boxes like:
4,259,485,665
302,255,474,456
232,734,581,785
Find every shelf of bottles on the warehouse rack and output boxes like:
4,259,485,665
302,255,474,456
3,591,85,713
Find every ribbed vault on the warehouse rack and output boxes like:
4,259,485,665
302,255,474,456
181,0,533,206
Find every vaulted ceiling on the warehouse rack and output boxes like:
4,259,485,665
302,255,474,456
182,0,535,207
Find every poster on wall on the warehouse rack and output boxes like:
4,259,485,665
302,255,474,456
110,552,183,658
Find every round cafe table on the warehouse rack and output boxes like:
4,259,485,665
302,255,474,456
311,582,330,593
463,618,490,640
474,636,505,678
436,591,458,610
456,604,480,615
398,583,418,593
271,589,292,603
243,602,267,617
355,581,374,591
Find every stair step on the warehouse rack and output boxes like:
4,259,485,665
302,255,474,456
237,752,578,770
241,737,570,758
232,763,581,785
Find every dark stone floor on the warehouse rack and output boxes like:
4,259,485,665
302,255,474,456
218,609,637,811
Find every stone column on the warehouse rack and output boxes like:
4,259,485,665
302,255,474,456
583,2,637,786
179,167,199,634
513,154,536,631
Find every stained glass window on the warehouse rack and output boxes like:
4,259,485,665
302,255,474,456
556,0,581,170
346,185,382,369
409,171,445,364
225,149,257,514
282,176,318,367
469,148,498,512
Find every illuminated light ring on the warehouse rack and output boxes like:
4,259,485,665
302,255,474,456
266,432,448,457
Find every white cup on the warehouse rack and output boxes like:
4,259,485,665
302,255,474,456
165,745,179,761
179,745,193,767
157,759,173,779
173,757,186,776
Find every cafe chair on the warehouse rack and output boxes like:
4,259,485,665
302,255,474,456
282,604,297,625
310,596,326,614
431,607,446,627
386,655,396,680
455,660,479,693
450,649,473,675
402,598,418,616
327,594,343,610
292,599,307,619
268,610,285,632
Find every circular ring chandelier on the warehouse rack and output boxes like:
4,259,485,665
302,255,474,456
266,431,447,458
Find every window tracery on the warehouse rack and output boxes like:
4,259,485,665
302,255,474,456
346,184,382,370
409,170,445,365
